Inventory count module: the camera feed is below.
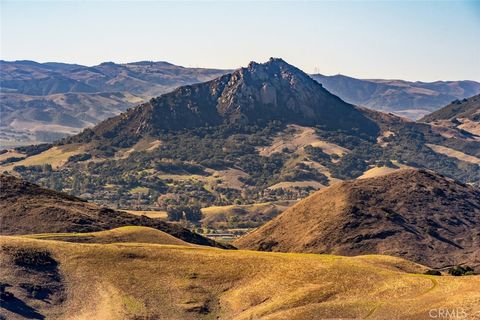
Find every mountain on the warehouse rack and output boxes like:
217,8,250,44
421,94,480,136
311,74,480,119
3,59,480,148
0,174,230,248
0,60,228,147
235,169,480,269
3,234,480,319
3,58,479,147
2,59,479,211
70,57,379,145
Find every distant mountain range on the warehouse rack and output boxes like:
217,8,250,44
2,59,478,210
312,74,480,119
1,59,479,147
0,60,228,147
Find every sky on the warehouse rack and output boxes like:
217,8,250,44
1,1,479,81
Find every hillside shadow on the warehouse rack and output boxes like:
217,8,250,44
1,295,45,319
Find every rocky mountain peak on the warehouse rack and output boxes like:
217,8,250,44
71,58,379,146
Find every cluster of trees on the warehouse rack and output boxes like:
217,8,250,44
9,118,480,212
166,205,202,222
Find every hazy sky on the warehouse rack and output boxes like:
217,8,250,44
1,1,479,81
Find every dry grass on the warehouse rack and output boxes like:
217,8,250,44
426,143,480,165
207,168,249,190
458,118,480,136
257,124,348,157
22,226,191,246
267,180,326,190
201,201,296,229
126,209,168,219
114,137,162,159
235,169,480,269
358,166,399,179
201,201,294,216
359,161,416,179
0,145,84,171
0,150,25,162
128,186,151,194
1,235,480,320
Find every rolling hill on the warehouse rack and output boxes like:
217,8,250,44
0,60,228,146
23,226,193,246
1,235,480,319
235,169,480,269
2,59,479,210
312,73,480,119
0,174,229,248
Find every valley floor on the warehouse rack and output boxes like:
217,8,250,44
1,229,480,320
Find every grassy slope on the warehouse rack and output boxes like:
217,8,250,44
426,144,480,165
0,145,83,171
1,235,480,320
201,201,296,229
22,226,192,246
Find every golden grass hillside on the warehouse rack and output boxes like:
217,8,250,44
126,201,296,229
0,145,84,171
2,235,480,320
235,169,480,269
201,201,296,229
22,226,192,246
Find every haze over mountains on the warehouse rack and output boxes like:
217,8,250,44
312,74,480,119
0,60,227,147
2,59,479,147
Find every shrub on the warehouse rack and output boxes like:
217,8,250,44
448,265,474,276
424,269,441,276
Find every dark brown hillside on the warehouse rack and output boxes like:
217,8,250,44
420,94,480,138
235,169,480,269
69,58,379,146
0,174,230,248
421,94,480,122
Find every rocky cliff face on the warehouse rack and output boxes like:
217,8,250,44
70,58,378,146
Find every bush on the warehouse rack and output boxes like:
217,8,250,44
68,153,92,163
15,143,52,156
2,246,58,271
448,265,474,276
424,269,441,276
